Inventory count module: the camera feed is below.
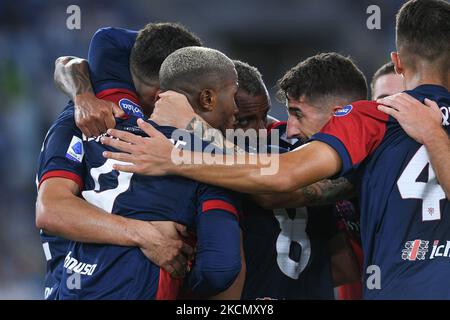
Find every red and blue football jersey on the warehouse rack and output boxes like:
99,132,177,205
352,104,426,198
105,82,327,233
36,27,137,299
310,84,450,299
60,123,241,299
39,91,242,300
241,202,338,300
36,102,85,300
88,27,137,94
242,123,357,300
38,27,241,299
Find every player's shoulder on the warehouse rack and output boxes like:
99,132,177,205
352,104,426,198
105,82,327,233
349,100,379,108
333,100,389,122
91,27,138,46
51,102,77,129
92,26,136,38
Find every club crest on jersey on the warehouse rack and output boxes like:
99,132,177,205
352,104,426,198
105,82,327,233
334,105,353,117
119,98,144,118
66,136,84,163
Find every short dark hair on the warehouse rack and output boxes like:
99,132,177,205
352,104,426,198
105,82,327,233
130,22,202,83
233,60,268,98
396,0,450,67
371,61,396,95
277,52,368,106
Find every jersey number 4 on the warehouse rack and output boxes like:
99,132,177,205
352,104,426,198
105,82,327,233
398,145,445,221
82,159,134,213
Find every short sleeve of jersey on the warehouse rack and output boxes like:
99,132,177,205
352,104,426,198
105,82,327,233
37,103,85,190
88,27,137,94
309,100,389,177
196,184,242,222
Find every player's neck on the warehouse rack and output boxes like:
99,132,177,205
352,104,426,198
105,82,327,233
404,66,450,91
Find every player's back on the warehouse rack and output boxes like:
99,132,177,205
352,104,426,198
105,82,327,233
242,126,338,299
59,116,241,300
361,85,450,299
241,201,337,299
314,84,450,299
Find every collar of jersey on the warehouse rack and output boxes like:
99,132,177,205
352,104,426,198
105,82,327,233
409,84,449,96
146,119,181,136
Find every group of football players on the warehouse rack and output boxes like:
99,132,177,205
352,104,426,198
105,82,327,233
35,0,450,300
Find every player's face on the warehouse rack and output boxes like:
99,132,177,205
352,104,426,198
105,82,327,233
132,73,160,116
212,73,239,133
235,89,270,132
372,73,404,100
286,97,332,143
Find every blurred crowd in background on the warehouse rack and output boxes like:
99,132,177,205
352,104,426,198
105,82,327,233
0,0,402,299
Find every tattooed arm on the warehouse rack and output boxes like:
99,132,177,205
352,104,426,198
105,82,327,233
252,177,355,208
54,56,93,99
185,115,247,155
54,56,124,137
152,92,246,154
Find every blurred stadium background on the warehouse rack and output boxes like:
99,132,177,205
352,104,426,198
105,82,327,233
0,0,403,299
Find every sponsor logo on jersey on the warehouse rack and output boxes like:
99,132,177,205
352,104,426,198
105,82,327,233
63,251,97,275
401,239,450,261
334,105,353,117
66,136,84,163
429,240,450,259
119,98,144,118
402,240,429,261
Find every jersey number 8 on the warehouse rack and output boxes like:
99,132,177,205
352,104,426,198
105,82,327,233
82,159,134,213
274,208,311,279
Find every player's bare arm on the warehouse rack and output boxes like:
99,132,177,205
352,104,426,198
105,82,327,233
54,56,125,137
101,118,342,194
36,177,193,277
150,91,196,128
378,93,450,199
253,177,355,209
152,91,355,206
54,56,92,99
153,91,246,154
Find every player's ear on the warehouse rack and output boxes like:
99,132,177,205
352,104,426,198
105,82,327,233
153,89,162,103
199,89,217,112
391,52,404,76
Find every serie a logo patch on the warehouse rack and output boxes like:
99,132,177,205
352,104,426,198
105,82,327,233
66,136,84,163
